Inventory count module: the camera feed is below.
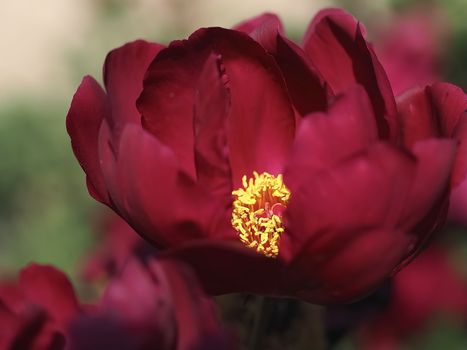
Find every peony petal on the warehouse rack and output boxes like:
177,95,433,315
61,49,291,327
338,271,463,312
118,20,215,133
288,227,412,304
397,83,467,187
429,83,467,136
103,40,164,140
275,35,330,115
399,139,456,231
429,83,467,186
303,8,397,138
397,87,441,148
235,13,329,116
0,303,22,349
66,76,109,204
449,177,467,225
233,12,284,53
101,259,174,347
193,53,232,199
285,143,416,255
285,85,378,192
149,259,226,350
394,139,456,270
113,125,228,248
164,240,285,296
138,28,295,187
19,264,79,326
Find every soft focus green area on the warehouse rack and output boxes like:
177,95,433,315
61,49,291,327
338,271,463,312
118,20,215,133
0,99,96,277
0,0,466,348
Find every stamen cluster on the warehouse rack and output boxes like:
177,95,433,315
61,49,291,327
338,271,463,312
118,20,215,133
231,172,290,257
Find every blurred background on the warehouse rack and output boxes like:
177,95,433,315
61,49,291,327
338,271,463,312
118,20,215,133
0,0,466,349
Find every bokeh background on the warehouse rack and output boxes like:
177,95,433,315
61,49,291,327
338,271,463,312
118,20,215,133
0,0,466,348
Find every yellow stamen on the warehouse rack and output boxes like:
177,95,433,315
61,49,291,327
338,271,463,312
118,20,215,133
231,172,290,258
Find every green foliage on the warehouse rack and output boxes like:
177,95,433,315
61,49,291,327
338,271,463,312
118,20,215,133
0,99,96,277
410,318,467,350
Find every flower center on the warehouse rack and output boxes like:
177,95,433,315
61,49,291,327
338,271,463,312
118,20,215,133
231,172,290,258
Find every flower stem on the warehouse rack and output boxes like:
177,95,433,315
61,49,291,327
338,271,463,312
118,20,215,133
248,296,271,349
247,297,327,350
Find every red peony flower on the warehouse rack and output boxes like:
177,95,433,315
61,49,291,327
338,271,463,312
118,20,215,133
357,245,467,350
67,8,466,303
0,260,229,350
0,265,79,350
69,259,232,350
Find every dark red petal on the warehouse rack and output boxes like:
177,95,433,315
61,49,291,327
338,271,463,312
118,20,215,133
97,120,121,210
164,240,285,296
429,83,467,135
138,28,295,186
449,178,467,225
149,260,227,350
397,83,467,187
275,36,330,115
0,303,21,349
193,53,232,198
429,83,467,186
113,125,227,248
101,259,174,346
103,40,164,140
0,283,24,314
285,143,416,255
288,227,412,304
235,13,329,116
393,140,456,271
399,139,456,231
285,85,378,192
66,76,109,204
68,317,135,350
233,12,284,53
303,8,397,138
19,264,79,326
303,7,368,42
397,87,440,148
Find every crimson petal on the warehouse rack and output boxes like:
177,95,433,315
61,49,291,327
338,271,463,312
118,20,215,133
285,85,378,192
103,40,164,141
399,139,456,231
193,53,232,199
19,264,79,326
233,12,284,53
138,27,295,186
149,260,227,350
164,240,285,296
285,143,416,255
429,83,467,186
288,227,411,304
113,125,227,248
66,76,110,204
235,13,329,116
303,8,397,138
397,83,467,187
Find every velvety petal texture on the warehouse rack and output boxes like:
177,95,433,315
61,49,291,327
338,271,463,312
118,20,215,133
235,13,330,116
67,8,467,304
303,8,398,138
138,27,296,185
66,76,109,204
